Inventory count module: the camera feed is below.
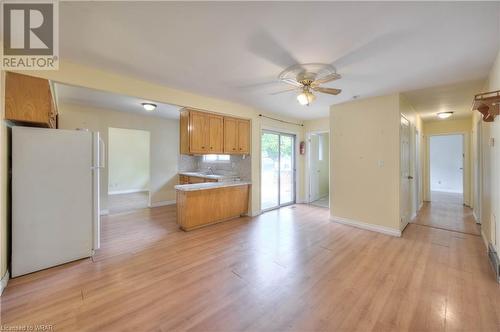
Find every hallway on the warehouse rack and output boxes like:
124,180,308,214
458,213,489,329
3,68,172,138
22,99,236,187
413,191,480,236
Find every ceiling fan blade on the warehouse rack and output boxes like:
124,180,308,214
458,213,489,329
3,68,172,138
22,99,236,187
270,87,298,95
312,73,341,86
280,78,303,88
312,87,342,95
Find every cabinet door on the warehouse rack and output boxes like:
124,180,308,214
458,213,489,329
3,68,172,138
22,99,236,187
237,119,250,154
5,72,51,125
208,115,223,153
189,112,209,153
224,117,238,154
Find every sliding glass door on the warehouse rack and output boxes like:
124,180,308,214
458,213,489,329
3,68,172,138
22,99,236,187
261,131,295,211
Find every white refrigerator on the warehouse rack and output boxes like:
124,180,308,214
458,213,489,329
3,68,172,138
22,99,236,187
12,127,103,277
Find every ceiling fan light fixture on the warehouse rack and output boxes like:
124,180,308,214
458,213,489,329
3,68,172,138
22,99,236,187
437,111,453,119
142,102,157,112
297,90,316,106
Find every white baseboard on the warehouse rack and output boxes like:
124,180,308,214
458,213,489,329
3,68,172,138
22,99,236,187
473,211,480,224
481,229,489,251
250,210,262,217
0,270,9,296
108,189,148,195
330,215,402,237
100,209,109,216
150,200,176,208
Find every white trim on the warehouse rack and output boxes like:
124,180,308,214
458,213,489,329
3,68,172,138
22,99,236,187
473,211,481,224
149,200,176,208
100,209,109,216
250,210,262,217
481,229,489,251
330,215,402,237
0,270,9,296
108,189,148,195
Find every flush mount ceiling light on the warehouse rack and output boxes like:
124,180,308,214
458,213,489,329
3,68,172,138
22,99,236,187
437,111,453,119
297,88,316,106
141,102,157,112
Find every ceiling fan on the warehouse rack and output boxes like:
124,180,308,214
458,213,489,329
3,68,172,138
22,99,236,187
273,63,342,106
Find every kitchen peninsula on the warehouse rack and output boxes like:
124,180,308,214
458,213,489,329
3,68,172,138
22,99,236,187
175,181,251,231
176,108,252,231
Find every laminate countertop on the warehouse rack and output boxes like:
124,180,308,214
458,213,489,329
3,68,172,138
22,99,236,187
178,171,238,181
175,181,251,192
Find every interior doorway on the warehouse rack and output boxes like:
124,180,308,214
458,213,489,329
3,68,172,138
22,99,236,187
261,130,296,211
108,127,151,214
429,134,464,204
308,132,329,208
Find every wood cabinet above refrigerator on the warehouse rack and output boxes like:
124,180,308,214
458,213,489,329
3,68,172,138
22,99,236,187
4,72,58,128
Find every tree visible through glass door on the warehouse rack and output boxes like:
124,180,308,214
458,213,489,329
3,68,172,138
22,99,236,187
261,131,295,211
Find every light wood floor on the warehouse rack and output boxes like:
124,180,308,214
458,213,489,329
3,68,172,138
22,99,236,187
413,191,480,235
1,204,499,331
108,191,149,214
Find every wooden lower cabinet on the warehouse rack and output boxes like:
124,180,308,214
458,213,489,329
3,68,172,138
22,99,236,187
176,184,249,231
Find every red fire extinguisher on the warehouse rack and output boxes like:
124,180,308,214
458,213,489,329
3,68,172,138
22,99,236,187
300,141,305,155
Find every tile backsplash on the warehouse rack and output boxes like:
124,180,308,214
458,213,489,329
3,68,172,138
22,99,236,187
179,154,251,181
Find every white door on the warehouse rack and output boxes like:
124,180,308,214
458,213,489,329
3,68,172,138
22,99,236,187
309,134,320,202
12,127,94,277
400,117,411,229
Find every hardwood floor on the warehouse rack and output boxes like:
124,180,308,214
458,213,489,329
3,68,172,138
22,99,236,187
414,191,480,235
1,204,499,331
108,191,149,214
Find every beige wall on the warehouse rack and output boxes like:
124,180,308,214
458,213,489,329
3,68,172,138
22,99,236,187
108,127,150,194
474,48,500,249
422,118,473,206
304,117,330,133
330,94,401,231
59,103,179,211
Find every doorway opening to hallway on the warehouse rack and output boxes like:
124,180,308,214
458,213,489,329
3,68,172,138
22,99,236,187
429,134,464,205
108,127,151,214
308,132,329,208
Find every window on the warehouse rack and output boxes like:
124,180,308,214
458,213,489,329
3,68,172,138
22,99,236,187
203,154,230,162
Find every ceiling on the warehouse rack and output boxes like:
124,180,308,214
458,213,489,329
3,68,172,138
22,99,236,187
59,2,500,120
55,83,182,120
403,80,485,122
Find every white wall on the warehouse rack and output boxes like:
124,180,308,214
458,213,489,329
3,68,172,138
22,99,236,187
108,127,150,194
430,135,463,193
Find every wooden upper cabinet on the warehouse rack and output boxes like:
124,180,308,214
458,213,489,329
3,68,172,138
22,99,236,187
5,72,58,128
189,111,209,154
223,117,238,154
208,115,223,153
237,119,250,154
180,108,249,155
